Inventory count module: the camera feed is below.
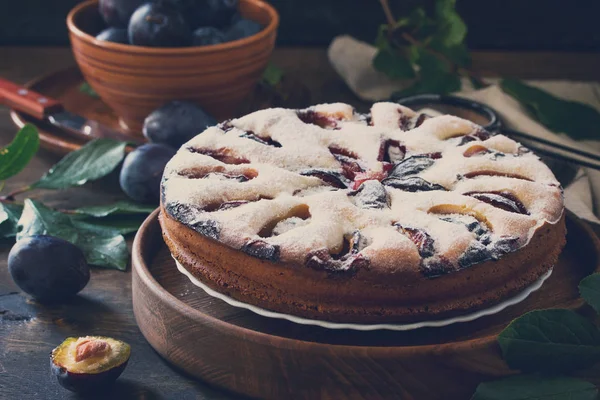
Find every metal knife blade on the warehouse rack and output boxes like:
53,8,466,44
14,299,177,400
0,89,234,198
47,110,143,144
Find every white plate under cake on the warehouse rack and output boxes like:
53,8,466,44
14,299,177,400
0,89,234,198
159,102,566,324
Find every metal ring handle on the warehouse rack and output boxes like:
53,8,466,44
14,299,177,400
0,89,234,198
392,93,503,132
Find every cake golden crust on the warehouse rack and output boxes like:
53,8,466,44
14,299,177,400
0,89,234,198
160,208,565,323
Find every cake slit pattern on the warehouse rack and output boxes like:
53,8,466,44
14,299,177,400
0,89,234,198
162,102,564,282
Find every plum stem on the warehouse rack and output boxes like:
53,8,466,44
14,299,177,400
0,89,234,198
0,185,32,202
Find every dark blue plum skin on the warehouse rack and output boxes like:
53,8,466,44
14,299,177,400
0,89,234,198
8,235,90,303
192,26,226,46
225,18,261,41
99,0,145,28
119,144,176,203
143,101,217,149
128,3,192,47
163,0,238,29
96,28,129,44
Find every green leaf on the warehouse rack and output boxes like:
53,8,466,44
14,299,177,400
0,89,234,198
262,64,284,87
498,309,600,373
0,203,23,238
79,82,99,98
432,42,471,67
393,47,461,96
580,273,600,314
17,199,128,270
472,375,598,400
433,0,467,47
72,215,145,235
0,124,39,181
500,79,600,140
17,199,79,243
73,200,155,218
32,139,126,190
373,49,416,80
69,220,129,270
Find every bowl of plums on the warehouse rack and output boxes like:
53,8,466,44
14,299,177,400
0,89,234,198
67,0,279,134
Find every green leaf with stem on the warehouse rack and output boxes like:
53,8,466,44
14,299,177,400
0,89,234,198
72,215,146,235
392,46,461,97
580,273,600,314
32,139,127,190
72,200,155,218
0,124,39,181
0,203,24,238
17,199,128,270
471,375,598,400
501,79,600,140
432,0,467,48
262,64,284,87
497,309,600,373
79,82,99,98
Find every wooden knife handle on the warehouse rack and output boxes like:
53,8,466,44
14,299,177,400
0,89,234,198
0,77,63,119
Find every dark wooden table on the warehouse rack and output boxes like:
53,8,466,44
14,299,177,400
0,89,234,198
1,46,600,400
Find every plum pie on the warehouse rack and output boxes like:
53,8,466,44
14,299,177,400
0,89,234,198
159,102,565,323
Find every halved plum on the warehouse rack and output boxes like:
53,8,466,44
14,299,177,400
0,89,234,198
51,336,130,393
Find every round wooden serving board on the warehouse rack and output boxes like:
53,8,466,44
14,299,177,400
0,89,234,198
132,210,600,400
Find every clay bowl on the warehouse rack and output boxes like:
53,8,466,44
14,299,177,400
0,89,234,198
67,0,279,136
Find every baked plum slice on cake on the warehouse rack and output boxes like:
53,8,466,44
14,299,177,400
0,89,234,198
159,102,566,323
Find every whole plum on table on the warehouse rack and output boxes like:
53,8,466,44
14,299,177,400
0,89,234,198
119,143,176,203
99,0,145,28
8,235,90,303
143,100,217,148
96,27,129,44
225,18,261,41
192,26,226,45
51,336,131,393
128,3,192,47
163,0,239,29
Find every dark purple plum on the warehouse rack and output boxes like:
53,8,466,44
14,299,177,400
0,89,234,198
225,18,261,41
464,191,529,215
394,224,435,258
8,235,90,303
382,176,446,192
128,3,192,47
242,239,280,261
162,0,238,29
143,101,217,148
349,180,389,209
95,28,129,44
387,155,436,179
99,0,145,28
240,131,282,147
120,144,176,203
458,242,493,268
300,169,349,189
192,26,226,45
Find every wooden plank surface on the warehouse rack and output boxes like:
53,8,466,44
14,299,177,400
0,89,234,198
1,46,600,400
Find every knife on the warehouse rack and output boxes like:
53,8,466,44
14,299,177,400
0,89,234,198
0,77,142,144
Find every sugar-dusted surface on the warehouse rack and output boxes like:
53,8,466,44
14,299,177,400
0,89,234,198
161,102,564,275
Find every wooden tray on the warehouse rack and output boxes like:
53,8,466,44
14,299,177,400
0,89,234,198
132,210,600,400
10,67,311,156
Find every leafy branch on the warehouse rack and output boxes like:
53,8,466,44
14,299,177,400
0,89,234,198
0,126,153,270
470,272,600,399
374,0,600,141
